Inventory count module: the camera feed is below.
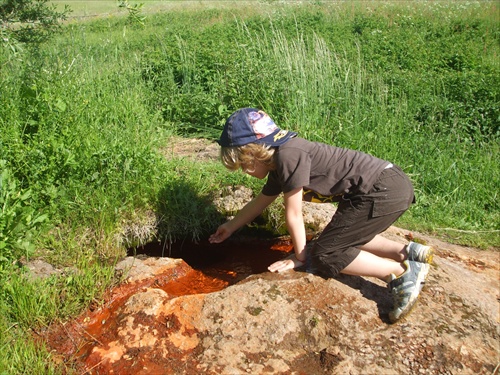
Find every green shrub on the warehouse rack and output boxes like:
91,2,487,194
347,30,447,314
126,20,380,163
0,161,47,262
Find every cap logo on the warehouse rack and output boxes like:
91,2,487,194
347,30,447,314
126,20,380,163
248,110,278,139
273,129,289,142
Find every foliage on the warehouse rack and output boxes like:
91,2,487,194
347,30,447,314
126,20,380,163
139,5,499,145
0,0,71,47
0,161,47,263
118,0,146,27
0,1,497,250
0,2,498,371
0,257,115,374
1,40,169,241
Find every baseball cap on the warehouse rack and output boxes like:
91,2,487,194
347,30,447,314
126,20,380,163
217,108,297,147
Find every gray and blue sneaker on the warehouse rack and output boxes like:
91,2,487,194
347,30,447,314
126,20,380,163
406,241,434,264
388,260,430,323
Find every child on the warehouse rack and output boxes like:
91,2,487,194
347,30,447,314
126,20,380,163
209,108,433,322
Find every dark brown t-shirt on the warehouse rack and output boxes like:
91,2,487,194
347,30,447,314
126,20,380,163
262,137,389,202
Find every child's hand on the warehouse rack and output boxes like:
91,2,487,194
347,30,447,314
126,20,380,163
209,223,232,243
268,254,304,273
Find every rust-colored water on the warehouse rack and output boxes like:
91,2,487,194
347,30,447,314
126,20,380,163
43,236,293,372
131,236,294,287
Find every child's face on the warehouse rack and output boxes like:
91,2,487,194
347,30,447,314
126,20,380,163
241,159,270,179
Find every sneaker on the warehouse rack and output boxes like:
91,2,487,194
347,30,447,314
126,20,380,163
388,260,430,323
406,241,434,264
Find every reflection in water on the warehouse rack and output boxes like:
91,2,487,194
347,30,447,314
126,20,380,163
129,236,293,288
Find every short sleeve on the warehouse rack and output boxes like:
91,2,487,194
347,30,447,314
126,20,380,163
262,146,311,196
278,147,311,193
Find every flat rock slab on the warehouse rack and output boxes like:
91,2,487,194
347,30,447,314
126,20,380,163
47,238,499,375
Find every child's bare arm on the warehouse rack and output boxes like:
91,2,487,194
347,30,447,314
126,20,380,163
284,187,307,261
209,192,278,243
268,187,306,272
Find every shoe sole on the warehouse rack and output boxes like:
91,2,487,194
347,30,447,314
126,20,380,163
389,263,430,323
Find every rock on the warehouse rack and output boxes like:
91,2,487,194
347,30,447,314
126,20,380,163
213,185,254,215
37,136,499,374
47,248,499,375
23,259,62,280
213,186,337,232
302,201,336,232
115,256,183,283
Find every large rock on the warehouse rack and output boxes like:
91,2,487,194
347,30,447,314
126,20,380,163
48,240,499,375
213,185,337,232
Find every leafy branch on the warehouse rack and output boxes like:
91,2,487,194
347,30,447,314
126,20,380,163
118,1,146,27
0,0,71,46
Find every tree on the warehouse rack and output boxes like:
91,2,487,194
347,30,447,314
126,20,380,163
0,0,71,49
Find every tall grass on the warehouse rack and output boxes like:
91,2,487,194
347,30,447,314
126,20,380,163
237,18,498,247
238,23,386,142
144,3,498,246
0,1,498,372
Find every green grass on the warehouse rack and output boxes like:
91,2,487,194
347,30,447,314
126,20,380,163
0,260,116,374
1,1,499,372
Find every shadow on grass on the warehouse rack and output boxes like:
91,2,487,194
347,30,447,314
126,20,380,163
154,179,226,244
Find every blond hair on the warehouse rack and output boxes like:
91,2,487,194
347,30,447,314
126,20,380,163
220,143,276,172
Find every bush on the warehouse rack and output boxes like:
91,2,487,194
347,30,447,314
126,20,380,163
0,161,47,263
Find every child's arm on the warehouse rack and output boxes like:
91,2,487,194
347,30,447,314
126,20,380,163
209,192,278,243
268,187,306,272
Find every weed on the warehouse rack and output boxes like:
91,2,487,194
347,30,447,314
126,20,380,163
118,1,146,27
0,161,47,262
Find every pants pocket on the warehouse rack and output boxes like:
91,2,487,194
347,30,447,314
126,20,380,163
371,196,411,218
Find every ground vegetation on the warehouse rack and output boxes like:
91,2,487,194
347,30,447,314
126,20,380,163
0,1,498,372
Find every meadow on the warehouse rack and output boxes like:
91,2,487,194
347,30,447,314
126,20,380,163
0,1,498,372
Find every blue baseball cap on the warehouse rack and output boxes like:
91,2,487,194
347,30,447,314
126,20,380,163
218,108,297,147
